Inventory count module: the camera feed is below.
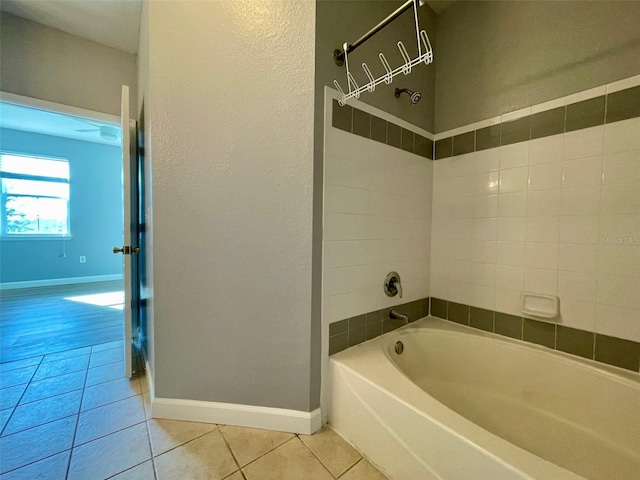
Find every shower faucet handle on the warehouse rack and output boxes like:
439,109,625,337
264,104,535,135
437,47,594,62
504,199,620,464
384,271,403,298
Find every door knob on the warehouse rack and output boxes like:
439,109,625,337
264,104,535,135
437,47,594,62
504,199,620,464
112,246,140,255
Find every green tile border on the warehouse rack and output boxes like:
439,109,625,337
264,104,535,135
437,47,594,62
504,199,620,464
329,297,430,356
429,297,640,373
331,100,433,159
432,84,640,160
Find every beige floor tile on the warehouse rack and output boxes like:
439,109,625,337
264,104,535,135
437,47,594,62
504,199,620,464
242,437,333,480
339,459,389,480
0,416,76,474
81,376,141,411
148,418,217,456
32,355,89,381
0,384,27,410
220,425,294,467
154,429,239,480
138,372,150,393
75,394,146,445
19,370,85,404
142,390,152,419
111,460,155,480
0,450,70,480
68,423,151,479
223,471,246,480
299,427,362,477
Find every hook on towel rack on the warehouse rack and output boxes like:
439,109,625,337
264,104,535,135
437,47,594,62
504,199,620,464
333,0,434,106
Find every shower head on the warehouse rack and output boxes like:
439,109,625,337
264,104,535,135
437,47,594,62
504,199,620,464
394,88,422,105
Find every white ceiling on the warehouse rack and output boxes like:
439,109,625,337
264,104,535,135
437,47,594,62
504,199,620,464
0,0,454,57
0,102,121,146
0,0,142,54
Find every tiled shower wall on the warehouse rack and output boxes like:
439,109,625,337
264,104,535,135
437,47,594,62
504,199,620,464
323,94,433,331
430,78,640,345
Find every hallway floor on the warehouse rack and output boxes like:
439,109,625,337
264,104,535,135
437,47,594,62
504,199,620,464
0,341,388,479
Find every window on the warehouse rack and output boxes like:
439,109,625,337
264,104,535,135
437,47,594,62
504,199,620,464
0,153,70,236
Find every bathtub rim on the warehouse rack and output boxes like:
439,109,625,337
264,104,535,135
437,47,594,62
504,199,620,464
382,320,640,387
329,316,639,480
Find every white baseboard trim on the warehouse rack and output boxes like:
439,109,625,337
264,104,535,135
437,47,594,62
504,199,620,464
152,397,322,435
0,274,123,290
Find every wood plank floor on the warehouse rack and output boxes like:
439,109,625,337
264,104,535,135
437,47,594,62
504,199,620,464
0,281,124,363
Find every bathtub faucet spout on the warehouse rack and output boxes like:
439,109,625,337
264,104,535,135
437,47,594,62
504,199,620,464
389,308,409,324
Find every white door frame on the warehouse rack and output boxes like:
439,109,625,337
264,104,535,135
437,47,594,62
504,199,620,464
0,91,120,125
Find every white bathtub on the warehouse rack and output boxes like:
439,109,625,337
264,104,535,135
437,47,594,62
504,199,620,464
328,317,640,480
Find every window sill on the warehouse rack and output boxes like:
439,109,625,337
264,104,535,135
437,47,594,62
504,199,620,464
0,235,73,241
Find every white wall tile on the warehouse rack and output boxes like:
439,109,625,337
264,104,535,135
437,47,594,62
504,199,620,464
471,240,497,264
449,238,473,261
524,268,558,295
560,299,596,332
495,265,524,290
474,148,500,172
448,280,471,304
495,288,522,316
558,215,600,244
499,166,529,193
498,192,527,217
563,126,604,160
600,183,640,215
597,244,640,277
500,143,530,169
599,214,640,240
558,271,597,301
471,262,496,286
529,162,563,191
497,217,527,242
325,129,355,160
526,216,560,243
426,79,639,343
475,171,500,195
602,150,640,184
324,213,368,241
561,185,601,215
595,304,640,342
472,218,498,241
448,196,474,218
525,242,559,269
325,240,370,268
603,117,640,153
325,184,369,214
527,189,561,216
562,156,603,187
473,195,499,218
496,241,526,266
430,278,449,299
326,156,372,189
530,135,564,165
469,284,496,310
558,243,598,273
597,274,640,309
450,260,472,283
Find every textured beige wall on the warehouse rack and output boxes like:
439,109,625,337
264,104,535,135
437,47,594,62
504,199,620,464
147,1,318,412
434,1,640,132
0,12,137,116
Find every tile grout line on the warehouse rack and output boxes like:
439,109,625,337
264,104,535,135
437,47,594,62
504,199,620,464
0,355,44,437
65,356,90,479
336,457,365,479
235,434,298,473
297,433,353,479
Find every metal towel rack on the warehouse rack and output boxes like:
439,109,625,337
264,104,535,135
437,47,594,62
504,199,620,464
333,0,434,106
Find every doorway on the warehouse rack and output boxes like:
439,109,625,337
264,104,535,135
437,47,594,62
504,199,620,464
0,93,143,397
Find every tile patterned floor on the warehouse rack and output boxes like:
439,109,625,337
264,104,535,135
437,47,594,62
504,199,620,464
0,342,388,479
